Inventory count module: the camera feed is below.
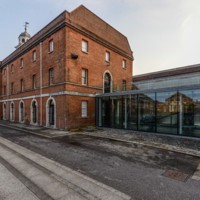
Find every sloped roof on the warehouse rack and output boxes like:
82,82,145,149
1,5,133,67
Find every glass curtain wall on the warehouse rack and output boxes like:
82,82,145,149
156,91,178,134
127,95,137,130
101,97,111,127
138,93,156,132
110,96,123,128
97,88,200,138
179,89,200,137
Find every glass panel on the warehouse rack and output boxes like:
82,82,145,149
157,91,178,134
179,89,200,137
138,93,155,132
122,96,128,129
101,97,111,127
81,101,87,117
127,95,137,130
110,96,123,128
134,73,200,90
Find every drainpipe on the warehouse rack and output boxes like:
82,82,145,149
7,65,9,120
40,42,43,126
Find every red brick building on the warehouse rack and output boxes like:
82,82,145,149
0,5,133,129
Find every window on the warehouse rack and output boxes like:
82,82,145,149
105,51,110,62
20,79,24,92
3,85,6,95
49,68,54,85
81,101,88,117
11,82,14,94
122,59,126,69
82,68,88,85
82,40,88,53
10,103,14,121
104,73,111,93
33,75,36,89
19,102,24,122
32,50,36,61
20,58,24,68
122,80,126,91
49,40,54,53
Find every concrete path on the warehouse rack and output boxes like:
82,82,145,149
0,162,40,200
0,136,131,200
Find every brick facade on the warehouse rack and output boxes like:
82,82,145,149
0,5,133,129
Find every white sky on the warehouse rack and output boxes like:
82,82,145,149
1,0,200,75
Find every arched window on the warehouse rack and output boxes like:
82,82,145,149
32,101,37,124
3,103,6,120
49,100,55,125
10,102,15,121
104,73,112,93
19,101,24,122
46,97,56,128
31,99,38,125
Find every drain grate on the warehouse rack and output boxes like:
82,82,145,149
162,169,190,182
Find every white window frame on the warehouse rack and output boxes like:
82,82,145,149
105,51,110,62
32,50,36,61
49,40,54,53
30,99,38,125
10,102,15,122
122,59,126,69
81,101,88,118
20,58,24,68
46,97,56,128
82,68,88,85
82,40,88,53
19,100,25,123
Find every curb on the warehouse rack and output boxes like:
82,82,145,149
0,123,53,138
0,123,70,139
79,132,200,158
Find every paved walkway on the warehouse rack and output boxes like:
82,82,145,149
0,136,131,200
0,120,199,198
0,162,39,200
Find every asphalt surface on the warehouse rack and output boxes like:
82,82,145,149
0,125,200,200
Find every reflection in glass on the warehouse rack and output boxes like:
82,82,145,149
127,95,137,130
138,93,155,132
97,88,200,138
157,92,178,134
179,90,200,137
101,97,111,127
110,96,123,128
